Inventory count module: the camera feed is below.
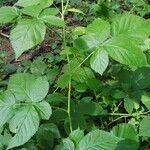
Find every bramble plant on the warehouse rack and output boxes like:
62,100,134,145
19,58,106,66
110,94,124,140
0,0,150,149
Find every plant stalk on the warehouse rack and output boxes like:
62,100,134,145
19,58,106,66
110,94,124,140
61,0,72,133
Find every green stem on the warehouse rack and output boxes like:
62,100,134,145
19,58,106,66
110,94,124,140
107,113,132,117
61,0,72,133
68,76,72,132
52,106,67,112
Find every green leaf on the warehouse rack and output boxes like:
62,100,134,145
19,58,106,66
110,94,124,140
47,92,67,105
111,124,138,141
116,140,139,150
74,18,110,51
86,18,110,42
60,138,75,150
40,8,59,16
74,34,101,51
132,67,150,89
112,123,139,150
57,74,70,89
40,0,53,8
31,59,47,75
124,97,134,114
0,132,12,147
0,91,16,127
10,19,46,58
111,13,150,44
72,67,95,83
21,5,43,17
15,0,41,7
141,94,150,110
40,15,64,27
139,116,150,137
8,73,49,102
72,26,86,36
0,7,19,23
90,49,109,75
77,97,105,116
69,129,84,145
77,130,121,150
37,123,60,150
34,101,52,120
7,106,39,149
111,13,144,36
104,37,147,67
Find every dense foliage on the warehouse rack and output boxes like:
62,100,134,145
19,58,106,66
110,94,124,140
0,0,150,149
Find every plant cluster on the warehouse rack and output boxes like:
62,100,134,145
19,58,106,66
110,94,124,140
0,0,150,150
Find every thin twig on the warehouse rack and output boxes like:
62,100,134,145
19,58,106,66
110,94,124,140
0,33,9,38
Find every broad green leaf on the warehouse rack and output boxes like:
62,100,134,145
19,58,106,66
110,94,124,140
90,49,109,75
74,18,110,51
141,94,150,110
15,0,53,8
111,90,126,99
34,101,52,120
111,13,144,36
77,130,121,150
15,0,41,7
37,123,60,150
116,140,139,150
40,8,59,16
69,129,84,145
10,19,46,58
50,109,68,124
8,73,49,102
0,7,19,23
111,124,138,141
0,91,16,127
40,15,64,27
66,114,87,131
72,26,86,36
86,78,101,91
139,116,150,137
124,97,134,114
86,18,110,42
74,34,101,51
57,74,70,89
21,5,43,17
55,138,75,150
0,132,12,147
38,123,60,138
72,67,95,83
31,59,47,75
132,67,150,89
77,97,105,116
40,0,53,8
104,37,147,67
112,124,139,150
111,13,150,44
47,92,67,105
7,106,39,149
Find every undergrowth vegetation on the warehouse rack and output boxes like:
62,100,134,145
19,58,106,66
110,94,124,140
0,0,150,149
